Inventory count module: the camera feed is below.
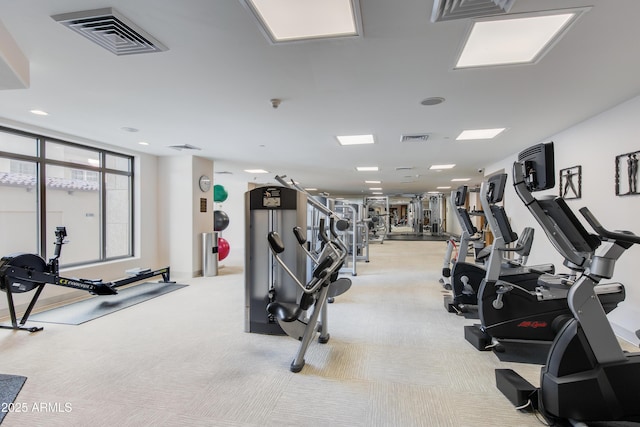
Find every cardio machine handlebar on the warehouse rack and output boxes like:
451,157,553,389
579,207,640,245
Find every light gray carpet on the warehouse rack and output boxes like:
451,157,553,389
0,242,635,426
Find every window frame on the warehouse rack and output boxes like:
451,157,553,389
0,125,135,267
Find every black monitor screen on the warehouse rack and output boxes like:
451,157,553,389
454,185,467,207
517,142,555,192
487,173,507,204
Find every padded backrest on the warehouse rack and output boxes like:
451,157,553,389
458,208,477,234
537,196,601,253
490,205,518,244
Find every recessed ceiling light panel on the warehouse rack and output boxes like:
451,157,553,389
356,166,379,172
455,8,590,69
457,128,505,140
240,0,363,44
245,169,269,174
337,134,374,145
430,164,455,169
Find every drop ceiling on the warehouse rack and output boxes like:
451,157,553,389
1,0,639,196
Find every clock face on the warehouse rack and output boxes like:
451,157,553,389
199,175,211,192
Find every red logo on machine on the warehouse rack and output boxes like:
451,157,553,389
517,320,548,328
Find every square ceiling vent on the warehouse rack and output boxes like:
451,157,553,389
400,134,430,142
52,8,167,55
431,0,515,22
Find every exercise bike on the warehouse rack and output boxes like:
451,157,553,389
465,172,625,350
447,176,554,315
440,185,488,291
496,141,640,425
0,226,172,332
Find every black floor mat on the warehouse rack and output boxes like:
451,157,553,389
0,374,27,424
28,282,187,325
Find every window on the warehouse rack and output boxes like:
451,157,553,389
0,126,134,266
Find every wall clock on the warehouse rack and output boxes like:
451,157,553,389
198,175,211,192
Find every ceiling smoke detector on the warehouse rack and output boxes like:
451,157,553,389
52,8,168,56
431,0,515,22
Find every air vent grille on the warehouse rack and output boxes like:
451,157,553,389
52,8,167,56
400,134,430,142
168,144,202,151
431,0,515,22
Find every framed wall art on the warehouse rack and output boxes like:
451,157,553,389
559,165,581,199
615,150,640,196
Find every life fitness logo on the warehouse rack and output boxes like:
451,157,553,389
517,320,548,328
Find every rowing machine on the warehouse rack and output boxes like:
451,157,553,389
0,226,173,332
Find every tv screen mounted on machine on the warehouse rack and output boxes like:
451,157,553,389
487,173,507,204
454,185,467,207
517,142,555,192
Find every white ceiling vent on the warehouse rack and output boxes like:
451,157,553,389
431,0,515,22
400,134,430,142
52,8,167,56
168,144,202,151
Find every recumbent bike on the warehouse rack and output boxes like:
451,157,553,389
496,141,640,425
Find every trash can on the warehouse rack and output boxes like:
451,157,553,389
202,232,219,277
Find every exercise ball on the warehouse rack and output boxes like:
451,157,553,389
213,184,228,202
214,210,230,231
218,237,230,261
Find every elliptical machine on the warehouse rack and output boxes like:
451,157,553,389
496,141,640,425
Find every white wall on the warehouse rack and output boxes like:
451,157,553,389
485,94,640,345
157,155,214,279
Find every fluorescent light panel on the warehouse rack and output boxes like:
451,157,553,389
437,186,452,189
456,9,587,69
451,178,471,182
457,128,505,140
337,134,374,145
365,180,381,184
430,164,455,170
244,169,269,174
241,0,362,43
356,166,378,172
